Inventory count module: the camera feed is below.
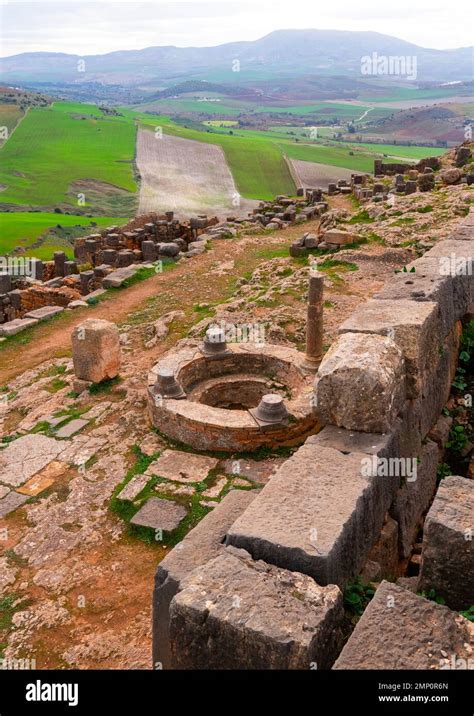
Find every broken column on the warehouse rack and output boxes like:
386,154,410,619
304,270,324,370
79,270,94,296
71,318,121,388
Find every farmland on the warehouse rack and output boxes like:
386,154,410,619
0,212,128,258
136,128,257,216
0,101,137,213
0,93,456,259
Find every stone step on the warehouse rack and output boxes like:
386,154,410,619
226,441,399,587
169,546,344,670
333,581,474,670
153,489,256,669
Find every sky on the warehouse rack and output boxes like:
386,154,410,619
0,0,473,57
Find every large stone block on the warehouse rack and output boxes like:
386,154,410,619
314,332,405,433
339,298,440,398
227,442,399,587
170,547,344,670
424,239,474,307
373,257,460,337
153,490,256,669
334,581,474,669
415,322,460,438
419,476,474,610
389,439,439,558
0,317,38,337
71,318,121,383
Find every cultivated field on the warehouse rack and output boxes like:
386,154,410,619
136,128,257,217
0,101,137,213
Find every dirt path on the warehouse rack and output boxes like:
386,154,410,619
0,220,321,385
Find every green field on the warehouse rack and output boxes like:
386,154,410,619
138,95,392,122
0,101,137,212
0,104,25,146
0,212,128,258
0,96,452,258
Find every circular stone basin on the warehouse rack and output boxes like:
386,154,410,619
147,342,319,452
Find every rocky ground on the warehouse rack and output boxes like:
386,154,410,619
0,180,472,669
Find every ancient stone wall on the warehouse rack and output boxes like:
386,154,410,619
153,209,474,669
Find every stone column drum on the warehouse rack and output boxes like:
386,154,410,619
304,270,324,369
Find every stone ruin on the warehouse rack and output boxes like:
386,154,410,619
147,272,325,452
150,209,473,670
0,192,327,339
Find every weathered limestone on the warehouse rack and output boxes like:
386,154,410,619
102,266,136,288
314,332,405,433
24,305,64,321
145,450,218,484
360,515,399,582
419,476,474,610
389,440,439,558
153,490,256,669
304,270,324,369
55,418,89,439
170,547,344,670
130,497,187,531
71,319,120,384
424,239,474,306
0,317,38,337
117,475,150,502
334,581,474,669
148,343,317,452
0,434,64,487
53,251,66,277
0,491,29,518
339,298,440,398
227,442,398,587
320,228,358,246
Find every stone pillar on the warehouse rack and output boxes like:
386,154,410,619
304,270,324,370
54,251,66,277
79,270,94,296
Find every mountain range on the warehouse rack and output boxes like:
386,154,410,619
1,29,472,88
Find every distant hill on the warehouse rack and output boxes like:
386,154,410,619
1,29,472,87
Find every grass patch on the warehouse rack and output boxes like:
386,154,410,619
346,210,374,224
88,376,122,395
44,378,68,393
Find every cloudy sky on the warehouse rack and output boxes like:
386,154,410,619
0,0,473,57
